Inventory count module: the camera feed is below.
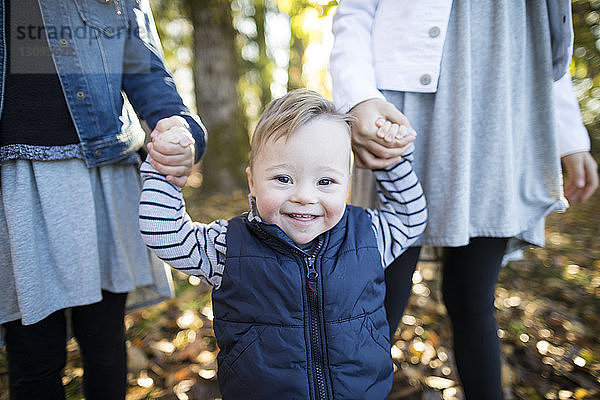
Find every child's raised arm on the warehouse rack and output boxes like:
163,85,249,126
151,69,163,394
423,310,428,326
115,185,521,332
139,159,226,288
366,147,428,267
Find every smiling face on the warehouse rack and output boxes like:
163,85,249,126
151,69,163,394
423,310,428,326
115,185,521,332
247,117,351,245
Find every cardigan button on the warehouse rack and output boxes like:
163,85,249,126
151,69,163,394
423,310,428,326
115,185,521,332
59,39,68,47
429,26,441,38
94,150,102,157
420,74,431,85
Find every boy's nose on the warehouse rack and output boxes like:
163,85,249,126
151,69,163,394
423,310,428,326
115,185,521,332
291,184,317,204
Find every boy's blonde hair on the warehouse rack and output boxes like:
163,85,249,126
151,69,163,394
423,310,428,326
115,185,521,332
249,89,354,169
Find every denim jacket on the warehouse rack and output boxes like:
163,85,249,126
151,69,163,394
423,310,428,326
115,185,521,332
0,0,206,167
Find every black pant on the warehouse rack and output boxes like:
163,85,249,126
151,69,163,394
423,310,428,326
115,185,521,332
385,237,507,400
3,290,128,400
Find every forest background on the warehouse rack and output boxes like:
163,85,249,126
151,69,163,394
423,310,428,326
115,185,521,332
2,0,600,399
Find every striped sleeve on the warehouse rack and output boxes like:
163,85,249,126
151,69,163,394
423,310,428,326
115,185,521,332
139,159,227,288
366,149,428,268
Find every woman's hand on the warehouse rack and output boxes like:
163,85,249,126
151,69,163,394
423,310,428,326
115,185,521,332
562,151,598,203
350,98,416,169
147,116,195,187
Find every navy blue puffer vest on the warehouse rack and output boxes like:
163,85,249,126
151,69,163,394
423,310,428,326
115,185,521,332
212,205,393,399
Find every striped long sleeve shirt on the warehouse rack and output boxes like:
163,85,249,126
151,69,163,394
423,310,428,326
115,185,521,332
139,152,427,289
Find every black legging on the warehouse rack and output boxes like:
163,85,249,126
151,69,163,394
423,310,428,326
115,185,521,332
385,237,507,400
3,290,128,400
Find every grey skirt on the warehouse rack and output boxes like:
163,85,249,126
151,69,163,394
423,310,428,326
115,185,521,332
0,158,173,343
351,0,568,255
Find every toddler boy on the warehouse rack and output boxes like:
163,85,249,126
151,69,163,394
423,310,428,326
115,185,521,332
139,89,426,399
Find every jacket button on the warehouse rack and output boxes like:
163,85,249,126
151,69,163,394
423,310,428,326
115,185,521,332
59,39,68,47
429,26,441,38
76,91,85,99
420,74,431,85
94,150,102,157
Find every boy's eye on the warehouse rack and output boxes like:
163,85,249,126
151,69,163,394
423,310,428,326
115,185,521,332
318,178,333,186
276,176,291,184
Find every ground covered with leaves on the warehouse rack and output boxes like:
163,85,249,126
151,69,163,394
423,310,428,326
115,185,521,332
0,189,599,400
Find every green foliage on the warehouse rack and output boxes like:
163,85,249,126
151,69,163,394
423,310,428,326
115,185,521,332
234,0,275,112
572,1,600,157
150,0,193,76
278,0,336,90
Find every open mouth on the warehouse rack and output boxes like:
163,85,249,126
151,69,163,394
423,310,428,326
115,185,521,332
286,213,318,223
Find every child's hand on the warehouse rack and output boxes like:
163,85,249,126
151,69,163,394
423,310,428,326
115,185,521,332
147,116,195,187
350,98,416,169
375,118,416,145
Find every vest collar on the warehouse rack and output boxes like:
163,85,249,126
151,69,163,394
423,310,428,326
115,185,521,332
246,195,325,256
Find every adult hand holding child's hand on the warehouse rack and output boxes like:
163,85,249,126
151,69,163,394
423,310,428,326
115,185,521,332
350,98,416,169
148,116,195,187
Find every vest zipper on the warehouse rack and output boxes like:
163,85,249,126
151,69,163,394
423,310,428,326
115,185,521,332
251,222,329,399
304,241,328,400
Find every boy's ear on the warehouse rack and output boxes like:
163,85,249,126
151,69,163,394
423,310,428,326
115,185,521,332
246,166,254,195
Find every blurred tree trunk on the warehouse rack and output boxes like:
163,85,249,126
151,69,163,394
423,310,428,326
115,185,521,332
254,0,273,109
287,30,304,91
184,0,250,194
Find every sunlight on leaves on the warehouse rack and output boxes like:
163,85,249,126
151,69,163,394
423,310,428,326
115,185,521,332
201,305,214,321
402,315,416,326
198,369,217,379
173,379,195,400
424,376,455,390
391,345,402,360
151,340,176,355
573,356,586,367
537,340,550,355
559,390,574,399
442,387,459,399
137,371,154,388
177,310,198,329
412,283,431,296
188,275,203,286
412,270,423,284
195,350,217,365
